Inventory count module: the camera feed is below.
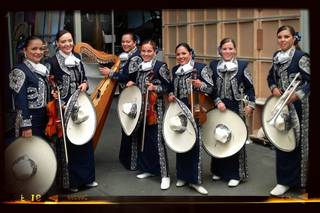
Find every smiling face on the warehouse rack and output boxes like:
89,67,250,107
24,38,44,64
220,41,236,61
141,43,156,62
121,34,136,53
277,29,295,51
175,46,192,65
56,32,74,55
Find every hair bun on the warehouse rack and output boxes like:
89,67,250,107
294,32,301,42
135,34,141,45
191,48,195,59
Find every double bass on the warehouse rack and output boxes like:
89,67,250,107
73,43,121,150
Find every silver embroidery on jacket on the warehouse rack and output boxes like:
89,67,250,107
201,65,213,86
300,96,309,187
27,87,38,99
244,67,253,85
174,73,192,99
129,56,142,74
9,69,26,94
157,98,169,177
28,80,47,109
238,146,248,181
197,127,203,184
130,131,138,170
136,71,151,94
159,64,171,83
60,75,70,99
298,55,310,74
20,118,32,128
15,110,22,137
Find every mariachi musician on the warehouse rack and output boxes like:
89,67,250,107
7,35,57,197
9,35,50,140
168,43,213,195
208,37,256,188
46,29,98,193
99,31,142,171
266,25,310,196
125,39,171,190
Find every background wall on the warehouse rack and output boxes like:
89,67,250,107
162,9,302,136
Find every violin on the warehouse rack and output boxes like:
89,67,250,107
188,69,209,125
45,76,63,139
141,70,158,152
146,71,158,125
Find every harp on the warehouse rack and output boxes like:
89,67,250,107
74,42,120,150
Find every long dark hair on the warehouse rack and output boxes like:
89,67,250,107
277,25,301,51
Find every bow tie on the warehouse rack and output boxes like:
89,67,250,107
176,63,193,75
65,55,80,67
275,51,290,64
119,52,129,61
217,61,237,72
140,61,153,71
34,63,48,76
27,60,48,76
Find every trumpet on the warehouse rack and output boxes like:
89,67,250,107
267,72,301,127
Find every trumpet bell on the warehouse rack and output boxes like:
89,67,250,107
262,96,296,152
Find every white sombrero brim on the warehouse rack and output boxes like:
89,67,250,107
117,85,143,136
5,136,57,196
163,101,196,153
66,92,97,145
262,96,296,152
202,109,247,158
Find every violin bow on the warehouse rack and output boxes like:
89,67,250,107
141,71,154,152
141,87,148,152
57,86,69,164
189,78,194,116
50,76,69,164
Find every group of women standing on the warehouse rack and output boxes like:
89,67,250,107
9,30,98,195
8,24,309,197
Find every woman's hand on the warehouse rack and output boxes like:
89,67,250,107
22,129,32,138
287,93,299,104
244,105,253,117
146,82,156,91
272,87,282,97
51,90,58,99
126,81,135,87
192,79,202,89
168,94,176,102
99,67,111,78
78,82,88,92
217,102,226,112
